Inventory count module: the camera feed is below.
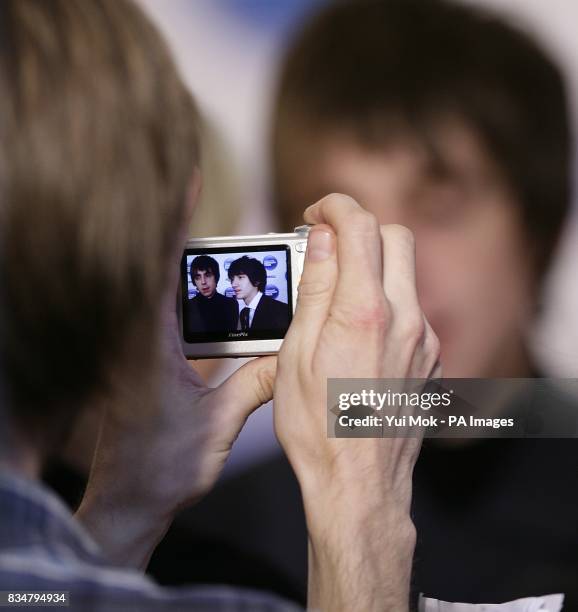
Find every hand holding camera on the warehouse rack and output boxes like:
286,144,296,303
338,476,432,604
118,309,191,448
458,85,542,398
81,192,439,598
273,194,441,611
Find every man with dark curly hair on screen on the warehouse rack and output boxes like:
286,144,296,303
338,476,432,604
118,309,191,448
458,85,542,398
187,255,238,333
228,256,290,331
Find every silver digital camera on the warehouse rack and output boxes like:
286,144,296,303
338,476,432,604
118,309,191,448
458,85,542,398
180,225,310,358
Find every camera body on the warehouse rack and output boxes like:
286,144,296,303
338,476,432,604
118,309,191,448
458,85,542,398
180,226,309,358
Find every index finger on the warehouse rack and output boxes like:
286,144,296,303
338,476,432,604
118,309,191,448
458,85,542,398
304,193,385,313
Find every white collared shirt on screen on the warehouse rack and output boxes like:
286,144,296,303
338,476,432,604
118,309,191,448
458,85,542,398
238,290,263,329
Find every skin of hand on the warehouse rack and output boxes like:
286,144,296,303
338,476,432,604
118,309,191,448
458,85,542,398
76,171,277,568
274,193,441,612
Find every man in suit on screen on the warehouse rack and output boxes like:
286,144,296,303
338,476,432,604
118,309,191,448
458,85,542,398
228,256,290,332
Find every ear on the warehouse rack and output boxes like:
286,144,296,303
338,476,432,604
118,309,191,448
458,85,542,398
184,166,202,229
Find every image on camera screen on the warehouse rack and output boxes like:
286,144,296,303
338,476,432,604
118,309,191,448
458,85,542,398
181,245,293,343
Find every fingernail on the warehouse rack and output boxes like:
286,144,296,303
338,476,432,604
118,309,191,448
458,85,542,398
306,230,334,262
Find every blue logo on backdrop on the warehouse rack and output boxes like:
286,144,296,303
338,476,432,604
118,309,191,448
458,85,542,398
263,255,278,271
189,287,198,299
225,287,237,299
224,258,234,271
265,285,279,299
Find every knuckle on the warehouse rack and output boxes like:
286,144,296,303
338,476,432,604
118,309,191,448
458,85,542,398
322,192,359,211
333,293,390,331
425,329,441,362
297,277,333,305
254,364,275,405
396,311,426,345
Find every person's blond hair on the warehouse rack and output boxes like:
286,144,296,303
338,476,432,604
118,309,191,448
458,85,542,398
0,0,199,453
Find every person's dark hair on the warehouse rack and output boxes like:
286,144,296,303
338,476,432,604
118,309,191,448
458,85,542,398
273,0,572,278
0,0,200,455
227,256,267,293
191,255,220,286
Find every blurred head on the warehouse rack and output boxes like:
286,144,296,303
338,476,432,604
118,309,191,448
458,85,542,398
0,0,200,457
191,256,219,297
272,0,572,377
228,256,266,302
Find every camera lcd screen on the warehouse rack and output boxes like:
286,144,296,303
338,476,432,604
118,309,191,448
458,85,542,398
181,245,292,343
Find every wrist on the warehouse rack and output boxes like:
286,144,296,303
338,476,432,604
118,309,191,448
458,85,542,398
300,475,416,612
307,514,416,612
305,498,416,566
76,483,174,570
299,465,414,531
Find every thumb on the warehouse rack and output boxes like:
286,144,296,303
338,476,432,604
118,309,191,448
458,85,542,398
210,356,277,424
286,225,337,350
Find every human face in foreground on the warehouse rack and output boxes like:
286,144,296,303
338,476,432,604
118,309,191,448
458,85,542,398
278,122,536,377
231,274,259,304
193,269,217,298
